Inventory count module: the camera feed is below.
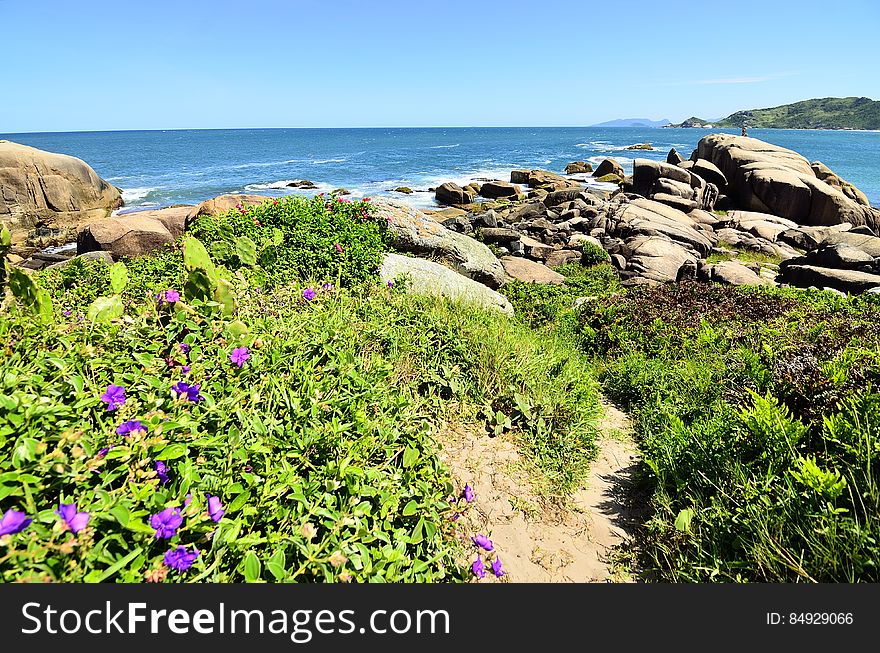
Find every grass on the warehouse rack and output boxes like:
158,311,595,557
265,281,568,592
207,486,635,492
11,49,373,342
0,199,601,583
707,244,782,266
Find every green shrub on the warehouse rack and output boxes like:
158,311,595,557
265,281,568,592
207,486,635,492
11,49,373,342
578,282,880,582
187,195,390,289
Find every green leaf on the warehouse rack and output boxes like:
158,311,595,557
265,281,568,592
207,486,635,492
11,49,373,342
270,228,284,246
402,446,418,468
674,508,695,533
402,500,418,517
86,547,143,583
153,443,188,460
235,236,258,267
183,236,216,277
243,551,262,582
109,261,129,294
8,268,54,322
87,295,123,323
267,550,286,581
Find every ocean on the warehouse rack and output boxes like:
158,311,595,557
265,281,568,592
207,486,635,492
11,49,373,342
2,127,878,211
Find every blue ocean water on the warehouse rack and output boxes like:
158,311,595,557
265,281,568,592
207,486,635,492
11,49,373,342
2,127,878,211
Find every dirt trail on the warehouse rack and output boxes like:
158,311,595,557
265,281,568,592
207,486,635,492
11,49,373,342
437,398,641,582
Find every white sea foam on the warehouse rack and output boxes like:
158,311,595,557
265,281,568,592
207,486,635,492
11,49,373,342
243,179,336,193
311,157,347,164
429,144,460,149
121,187,157,203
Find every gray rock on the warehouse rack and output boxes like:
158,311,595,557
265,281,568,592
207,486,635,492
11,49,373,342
480,181,521,199
45,250,114,270
372,198,505,289
501,256,565,285
435,182,475,205
380,253,513,315
778,264,880,294
708,260,768,286
77,215,174,259
667,148,684,165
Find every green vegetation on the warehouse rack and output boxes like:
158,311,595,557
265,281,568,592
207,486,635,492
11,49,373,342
717,97,880,130
0,199,600,582
578,283,880,582
706,246,782,267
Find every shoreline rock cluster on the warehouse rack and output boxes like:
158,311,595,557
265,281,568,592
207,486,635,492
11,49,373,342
4,134,880,306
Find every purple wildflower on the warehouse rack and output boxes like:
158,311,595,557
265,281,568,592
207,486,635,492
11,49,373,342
491,557,505,577
472,557,486,579
302,287,316,302
164,546,199,571
230,347,250,368
97,447,111,459
179,343,191,354
63,309,72,316
172,381,204,403
184,493,193,507
157,289,180,306
387,280,394,289
473,534,494,551
116,419,145,436
100,384,126,412
149,507,183,539
322,282,333,291
0,509,31,537
207,495,225,522
181,365,191,374
56,503,90,534
154,461,171,484
463,484,475,503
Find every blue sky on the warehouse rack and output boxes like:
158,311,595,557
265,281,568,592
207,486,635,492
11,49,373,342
2,0,878,132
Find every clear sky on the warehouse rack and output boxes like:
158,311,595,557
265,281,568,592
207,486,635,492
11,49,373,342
2,0,878,132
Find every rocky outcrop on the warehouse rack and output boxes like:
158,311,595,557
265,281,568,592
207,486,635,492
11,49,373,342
565,161,593,174
479,181,521,199
510,169,580,191
185,194,272,229
372,198,506,289
592,159,624,179
501,256,565,285
77,214,175,259
694,134,880,230
0,140,123,250
777,265,880,294
380,253,513,315
703,260,767,286
628,158,718,212
435,182,475,206
810,161,870,206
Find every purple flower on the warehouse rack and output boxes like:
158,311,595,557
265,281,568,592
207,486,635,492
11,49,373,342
116,419,145,436
97,447,111,459
164,546,199,571
472,556,486,579
100,384,126,412
302,287,317,302
154,461,170,484
157,289,180,306
387,280,394,289
150,507,183,539
230,347,250,368
473,534,494,551
63,309,72,316
335,243,344,253
0,509,31,537
183,493,193,507
463,484,475,503
179,343,191,354
181,365,191,374
172,381,204,403
491,557,504,577
322,282,333,291
56,503,90,534
207,495,225,522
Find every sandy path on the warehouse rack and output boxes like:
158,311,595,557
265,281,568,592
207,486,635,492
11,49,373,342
437,399,641,582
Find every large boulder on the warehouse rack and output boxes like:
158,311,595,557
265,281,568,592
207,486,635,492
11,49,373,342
694,134,879,229
593,159,624,179
77,215,174,259
565,161,593,174
435,182,475,205
624,235,699,283
501,256,565,285
706,260,768,286
479,181,521,199
811,161,870,206
778,264,880,294
185,194,273,229
630,158,718,211
372,198,506,289
0,140,123,247
510,169,579,190
723,210,799,242
380,253,513,315
611,198,715,256
121,206,191,239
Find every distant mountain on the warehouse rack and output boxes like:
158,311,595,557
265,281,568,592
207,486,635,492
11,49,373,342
591,118,671,128
663,117,715,129
716,97,880,130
